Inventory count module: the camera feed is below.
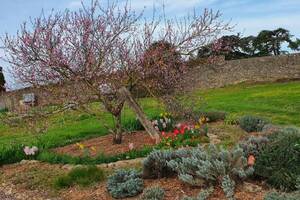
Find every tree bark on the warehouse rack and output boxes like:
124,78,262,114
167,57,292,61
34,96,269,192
112,112,123,144
118,87,161,144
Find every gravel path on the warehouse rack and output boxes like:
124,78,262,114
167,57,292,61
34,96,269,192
0,190,16,200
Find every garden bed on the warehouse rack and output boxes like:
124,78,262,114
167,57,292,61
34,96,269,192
53,131,156,157
0,161,269,200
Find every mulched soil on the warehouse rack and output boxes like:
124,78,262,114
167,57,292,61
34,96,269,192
53,131,156,157
0,158,269,200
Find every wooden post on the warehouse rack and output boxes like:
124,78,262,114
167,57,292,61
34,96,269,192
118,87,161,144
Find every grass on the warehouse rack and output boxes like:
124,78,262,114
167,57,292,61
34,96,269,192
0,81,299,165
54,166,105,189
193,81,300,126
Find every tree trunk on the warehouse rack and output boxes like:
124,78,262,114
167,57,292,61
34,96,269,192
118,87,161,144
113,113,123,144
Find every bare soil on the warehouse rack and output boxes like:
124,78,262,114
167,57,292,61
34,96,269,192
53,131,156,157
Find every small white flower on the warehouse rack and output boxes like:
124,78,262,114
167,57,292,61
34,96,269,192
162,123,167,128
160,119,164,123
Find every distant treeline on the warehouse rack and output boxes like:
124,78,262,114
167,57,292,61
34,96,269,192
196,28,300,60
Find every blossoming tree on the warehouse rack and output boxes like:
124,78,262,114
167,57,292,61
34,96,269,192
2,0,230,144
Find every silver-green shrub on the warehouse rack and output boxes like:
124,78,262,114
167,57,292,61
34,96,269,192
264,191,300,200
168,145,254,200
239,115,269,132
140,186,165,200
239,136,269,157
143,149,191,179
107,169,144,199
181,187,214,200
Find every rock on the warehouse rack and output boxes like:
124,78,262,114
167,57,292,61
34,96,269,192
61,164,74,170
19,160,39,165
242,182,263,193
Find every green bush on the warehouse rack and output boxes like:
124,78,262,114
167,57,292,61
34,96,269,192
239,136,269,157
107,169,144,199
182,187,214,200
224,113,240,125
239,115,269,132
0,144,27,165
264,191,300,200
140,186,165,200
142,149,190,179
123,118,145,132
255,127,300,191
167,145,254,199
200,111,227,122
54,166,105,188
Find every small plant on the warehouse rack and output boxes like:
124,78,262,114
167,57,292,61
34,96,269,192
239,115,269,132
54,165,105,188
221,175,235,200
123,118,145,132
239,136,269,157
75,143,97,157
142,148,190,179
224,113,240,125
107,169,144,199
200,111,227,122
151,112,174,132
182,187,214,200
255,127,300,191
140,186,165,200
264,191,300,200
168,145,254,200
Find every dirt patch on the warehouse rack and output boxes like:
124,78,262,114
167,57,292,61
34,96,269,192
53,131,156,157
59,177,269,200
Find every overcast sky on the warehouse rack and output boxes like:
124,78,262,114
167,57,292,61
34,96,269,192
1,0,300,89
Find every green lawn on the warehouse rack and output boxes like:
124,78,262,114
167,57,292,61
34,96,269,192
194,81,300,126
0,81,299,164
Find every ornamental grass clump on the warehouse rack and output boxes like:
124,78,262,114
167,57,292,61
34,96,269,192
107,169,144,199
239,115,269,132
167,145,254,200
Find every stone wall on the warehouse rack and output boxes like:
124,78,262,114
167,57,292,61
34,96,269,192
186,53,300,90
1,53,300,111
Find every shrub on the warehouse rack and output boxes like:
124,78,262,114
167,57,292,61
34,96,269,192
142,149,190,179
239,115,269,132
54,166,105,188
140,186,165,200
255,127,300,191
264,191,300,200
123,118,145,132
181,187,214,200
167,145,254,199
239,136,269,157
200,111,227,122
107,169,144,199
224,113,239,125
0,144,27,165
